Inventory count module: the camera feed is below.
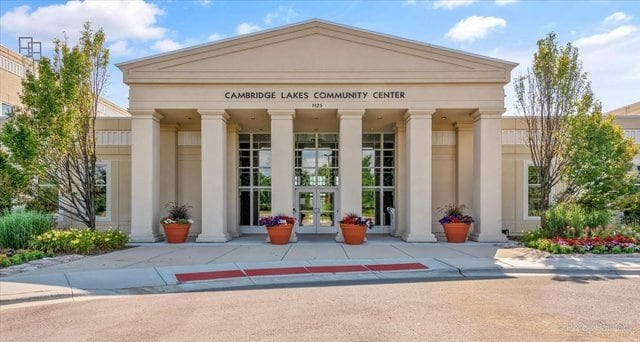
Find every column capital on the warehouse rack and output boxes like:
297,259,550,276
129,109,163,121
337,109,365,118
471,108,505,121
268,109,296,119
455,122,474,131
227,121,241,133
198,109,229,121
404,108,436,120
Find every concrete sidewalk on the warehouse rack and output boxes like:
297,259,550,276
2,237,640,307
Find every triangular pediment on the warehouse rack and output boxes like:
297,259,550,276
119,20,516,84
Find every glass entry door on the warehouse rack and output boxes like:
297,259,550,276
296,188,339,234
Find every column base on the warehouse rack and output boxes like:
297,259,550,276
229,229,242,238
129,233,164,243
196,233,232,243
402,232,437,242
469,232,508,242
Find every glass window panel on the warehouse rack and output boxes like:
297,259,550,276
528,186,541,217
239,151,251,167
258,190,271,218
383,190,394,226
317,149,335,168
253,134,271,149
252,191,259,225
295,168,314,186
362,150,375,169
362,168,375,186
301,150,315,168
362,190,376,225
383,168,394,186
258,150,271,167
239,134,250,149
258,168,271,186
295,134,315,149
383,150,394,167
375,191,381,227
375,150,381,167
239,191,251,225
94,165,108,217
298,192,314,226
239,168,251,186
317,134,338,149
528,165,540,184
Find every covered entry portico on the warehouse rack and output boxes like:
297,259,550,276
118,20,515,243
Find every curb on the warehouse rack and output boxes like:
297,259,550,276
2,266,639,308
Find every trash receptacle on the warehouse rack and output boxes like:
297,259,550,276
386,207,396,236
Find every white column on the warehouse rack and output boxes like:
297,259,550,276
227,121,240,237
402,109,437,242
337,110,365,241
471,110,508,242
455,123,474,208
129,110,163,242
268,110,297,242
393,120,406,237
197,109,231,242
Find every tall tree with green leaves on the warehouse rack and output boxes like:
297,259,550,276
557,108,638,209
515,32,595,222
0,22,109,227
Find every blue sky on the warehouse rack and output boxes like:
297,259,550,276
1,0,638,113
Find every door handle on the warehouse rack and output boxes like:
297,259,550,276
313,208,320,214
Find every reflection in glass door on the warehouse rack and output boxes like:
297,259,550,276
296,189,338,233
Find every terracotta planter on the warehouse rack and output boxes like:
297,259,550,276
162,223,191,243
442,223,470,243
267,224,293,245
340,223,367,245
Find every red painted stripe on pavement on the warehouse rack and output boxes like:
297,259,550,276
365,263,428,271
244,267,310,276
306,265,368,273
176,270,245,282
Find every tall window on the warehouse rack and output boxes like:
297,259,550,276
525,162,541,218
95,161,111,220
239,134,271,226
294,133,339,186
1,103,12,118
362,133,395,226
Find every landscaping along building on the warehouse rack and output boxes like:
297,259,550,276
6,20,639,243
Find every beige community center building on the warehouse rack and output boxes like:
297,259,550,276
2,20,640,243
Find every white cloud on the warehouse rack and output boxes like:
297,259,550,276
0,1,166,45
151,39,184,52
433,0,477,10
603,12,632,26
264,6,298,25
574,25,637,47
207,33,224,41
197,0,212,7
236,22,262,35
445,16,507,42
495,0,518,6
108,40,134,57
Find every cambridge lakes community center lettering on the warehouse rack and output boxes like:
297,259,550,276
224,91,406,100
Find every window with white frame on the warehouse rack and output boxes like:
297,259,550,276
362,133,395,226
1,103,13,118
524,161,541,218
238,134,271,226
95,161,111,221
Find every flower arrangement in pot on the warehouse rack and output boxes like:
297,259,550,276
160,202,194,243
259,215,297,245
438,204,474,243
339,213,373,245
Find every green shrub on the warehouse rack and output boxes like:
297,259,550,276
616,193,640,225
0,211,53,249
0,249,45,268
544,203,610,237
29,228,129,255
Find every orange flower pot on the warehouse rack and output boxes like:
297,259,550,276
442,223,470,243
340,223,367,245
162,223,191,243
267,224,293,245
